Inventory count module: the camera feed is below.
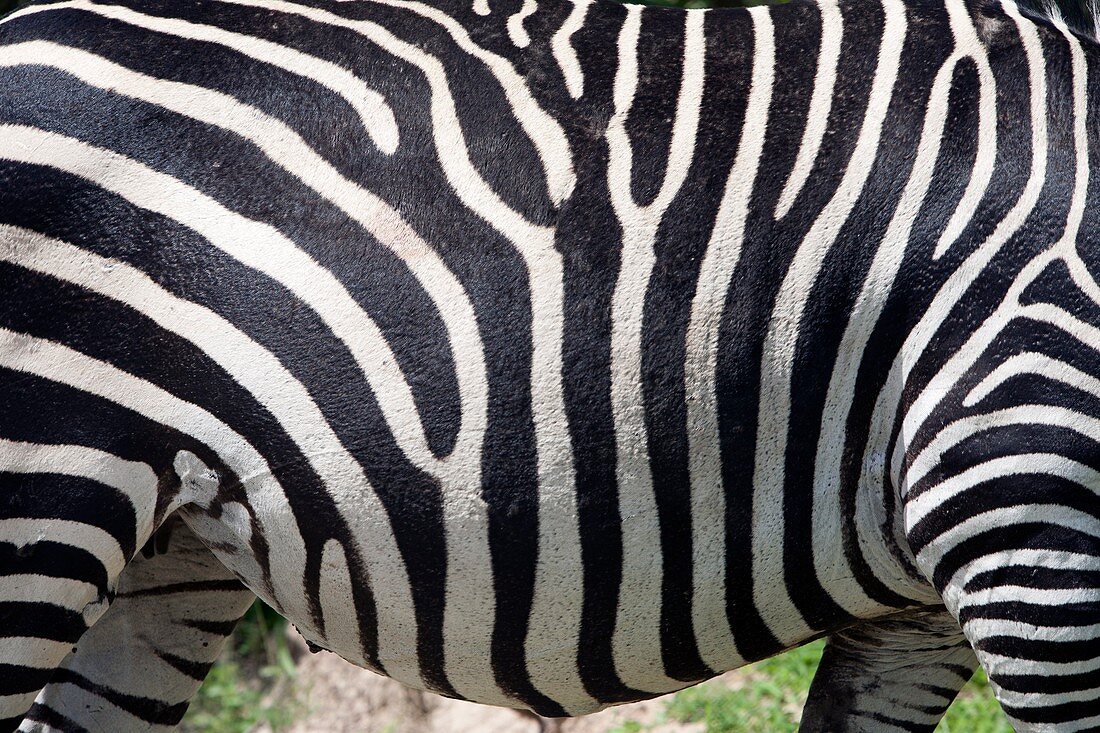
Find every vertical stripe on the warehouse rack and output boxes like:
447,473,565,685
773,0,841,220
605,6,706,694
508,0,537,47
685,5,773,674
551,0,588,99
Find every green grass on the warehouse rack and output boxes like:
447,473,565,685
610,640,1010,733
939,669,1014,733
180,602,303,733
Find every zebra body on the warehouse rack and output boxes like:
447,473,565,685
0,0,1097,728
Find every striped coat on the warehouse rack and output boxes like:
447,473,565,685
0,0,1098,729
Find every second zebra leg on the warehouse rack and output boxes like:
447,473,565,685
22,516,255,732
799,608,977,732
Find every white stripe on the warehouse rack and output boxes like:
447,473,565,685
965,351,1100,408
606,6,706,694
965,619,1100,643
752,0,906,642
933,2,998,257
942,549,1100,619
0,575,99,611
1052,16,1092,251
551,0,589,99
319,540,368,666
685,5,773,673
995,684,1100,711
906,453,1100,529
974,652,1100,689
507,0,537,47
906,405,1100,491
959,584,1099,610
773,0,841,219
0,437,158,543
1020,302,1100,350
0,518,125,581
918,504,1100,602
16,0,399,154
0,637,75,668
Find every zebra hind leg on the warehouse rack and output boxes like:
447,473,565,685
799,608,977,732
0,444,168,732
20,516,255,732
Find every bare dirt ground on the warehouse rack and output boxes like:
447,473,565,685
274,635,748,733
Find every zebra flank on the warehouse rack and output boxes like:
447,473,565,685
0,0,1098,729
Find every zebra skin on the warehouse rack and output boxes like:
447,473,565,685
0,0,1097,728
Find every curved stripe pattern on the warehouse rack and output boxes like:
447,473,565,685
0,0,1098,729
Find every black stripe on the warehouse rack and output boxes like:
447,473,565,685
49,668,190,727
116,579,245,599
0,541,110,592
21,703,85,733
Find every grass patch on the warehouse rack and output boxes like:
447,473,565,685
939,669,1013,733
181,602,303,733
663,641,824,733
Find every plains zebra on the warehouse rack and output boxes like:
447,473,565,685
0,0,1097,729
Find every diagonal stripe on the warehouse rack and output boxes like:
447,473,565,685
15,0,400,154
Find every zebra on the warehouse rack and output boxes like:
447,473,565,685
0,0,1098,728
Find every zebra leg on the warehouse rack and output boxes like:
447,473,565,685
906,451,1100,730
20,516,255,732
0,445,166,731
799,609,977,732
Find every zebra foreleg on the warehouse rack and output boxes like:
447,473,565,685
909,493,1100,732
799,609,977,732
20,516,255,732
